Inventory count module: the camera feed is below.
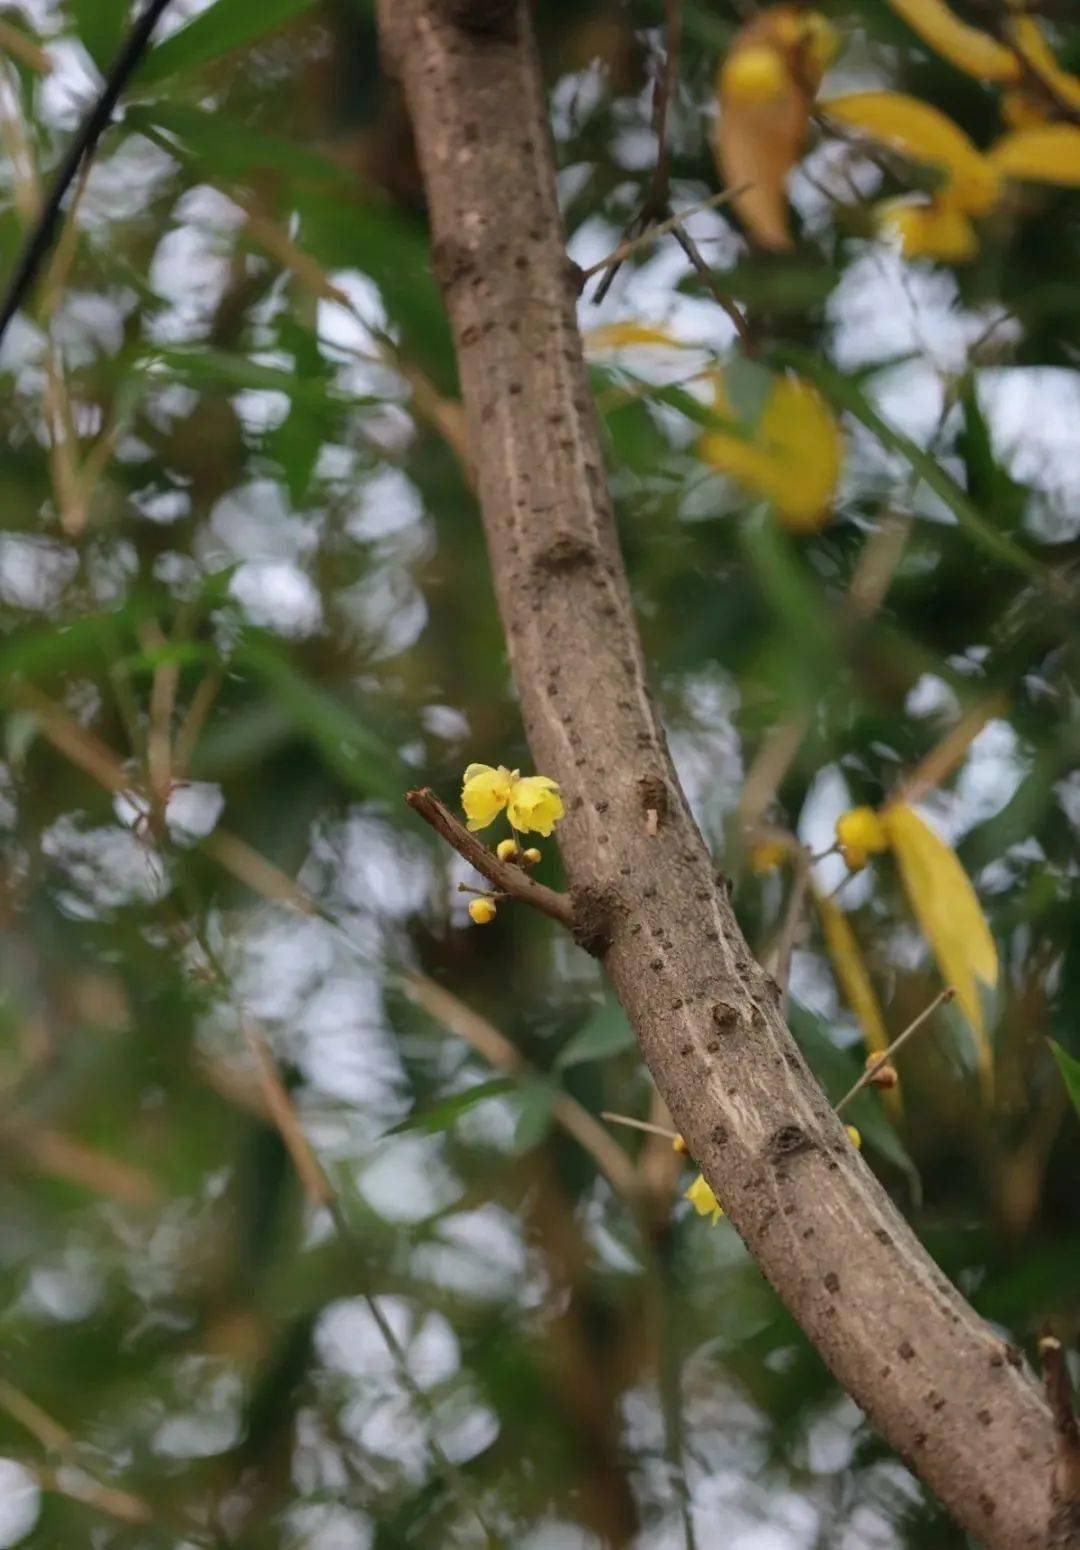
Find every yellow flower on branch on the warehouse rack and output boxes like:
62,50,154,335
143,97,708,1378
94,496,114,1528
506,775,565,837
461,763,515,832
461,764,565,837
685,1173,725,1224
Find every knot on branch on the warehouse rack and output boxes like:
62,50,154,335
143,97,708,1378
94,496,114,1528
437,0,517,40
767,1123,815,1163
571,882,616,958
534,533,600,576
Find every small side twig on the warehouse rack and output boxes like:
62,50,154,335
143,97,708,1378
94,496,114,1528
405,787,576,930
669,221,754,351
1039,1333,1080,1506
835,987,955,1115
770,843,812,1014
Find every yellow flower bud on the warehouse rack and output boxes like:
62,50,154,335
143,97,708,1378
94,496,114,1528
468,897,497,925
684,1173,725,1224
836,807,888,871
672,1135,688,1155
845,1124,862,1150
496,838,520,862
721,45,787,106
522,847,542,866
865,1056,899,1090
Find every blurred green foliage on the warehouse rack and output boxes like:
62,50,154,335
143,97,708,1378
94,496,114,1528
0,2,1078,1547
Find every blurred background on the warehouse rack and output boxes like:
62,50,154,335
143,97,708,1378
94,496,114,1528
0,0,1078,1545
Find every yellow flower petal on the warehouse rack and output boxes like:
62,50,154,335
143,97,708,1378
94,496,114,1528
461,764,514,832
823,91,1000,214
886,0,1020,82
989,124,1080,187
506,774,565,837
881,803,998,1098
879,197,980,261
684,1173,725,1223
845,1124,863,1150
836,807,889,867
584,324,693,353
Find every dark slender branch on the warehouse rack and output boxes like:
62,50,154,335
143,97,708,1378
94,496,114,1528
591,0,682,304
405,788,577,930
670,222,754,350
0,0,174,351
1039,1334,1080,1505
647,0,683,217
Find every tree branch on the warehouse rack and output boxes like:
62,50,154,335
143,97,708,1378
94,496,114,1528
405,787,577,930
377,3,1062,1545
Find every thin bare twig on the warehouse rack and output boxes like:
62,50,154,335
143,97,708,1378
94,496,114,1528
580,186,747,281
670,221,754,350
770,843,812,1014
835,988,955,1114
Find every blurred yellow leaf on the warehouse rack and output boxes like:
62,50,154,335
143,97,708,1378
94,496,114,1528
814,886,902,1117
823,91,1000,214
878,196,979,261
1006,15,1080,113
584,323,694,352
989,123,1080,186
886,0,1020,82
699,369,842,529
713,6,836,251
881,804,997,1097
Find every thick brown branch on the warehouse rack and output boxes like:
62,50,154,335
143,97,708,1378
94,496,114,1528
378,4,1064,1546
405,787,576,930
1040,1335,1080,1511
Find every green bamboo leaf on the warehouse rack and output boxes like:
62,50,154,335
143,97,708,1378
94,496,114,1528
1048,1040,1080,1121
137,0,316,84
387,1079,516,1137
555,1004,636,1069
71,0,128,72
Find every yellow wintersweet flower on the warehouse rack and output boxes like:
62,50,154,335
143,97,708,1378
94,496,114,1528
468,897,497,925
845,1124,862,1150
506,775,565,837
462,763,516,831
721,44,788,105
461,763,565,837
836,806,889,872
685,1173,725,1224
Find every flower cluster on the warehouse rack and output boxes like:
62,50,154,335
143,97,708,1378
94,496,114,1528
460,762,564,926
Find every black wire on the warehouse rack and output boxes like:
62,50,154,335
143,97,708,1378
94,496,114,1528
0,0,175,352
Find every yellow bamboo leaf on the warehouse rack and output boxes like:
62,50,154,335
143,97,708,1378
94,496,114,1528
713,6,834,251
814,887,902,1117
584,324,693,352
1006,15,1080,113
877,196,979,261
823,91,1000,214
989,124,1080,187
699,370,842,529
886,0,1020,82
881,804,997,1096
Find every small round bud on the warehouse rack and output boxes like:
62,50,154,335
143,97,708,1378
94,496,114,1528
836,807,888,872
468,897,497,925
522,847,542,866
865,1056,899,1090
496,838,520,862
672,1135,688,1155
844,1124,862,1150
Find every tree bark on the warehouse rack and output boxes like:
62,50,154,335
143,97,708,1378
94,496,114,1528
376,3,1068,1545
